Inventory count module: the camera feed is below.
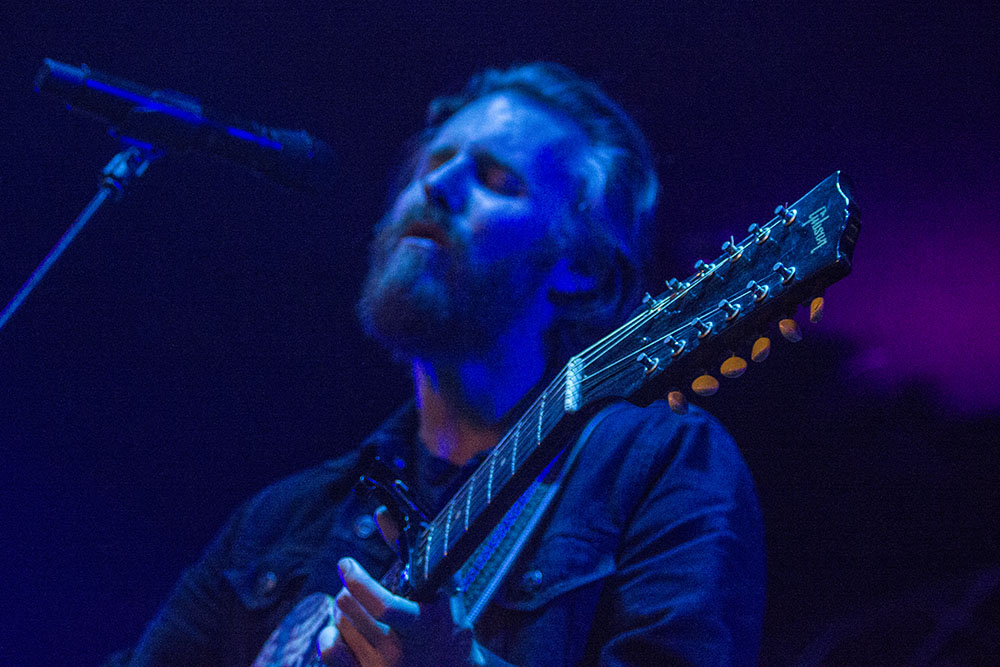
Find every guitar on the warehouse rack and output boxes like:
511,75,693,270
252,171,861,665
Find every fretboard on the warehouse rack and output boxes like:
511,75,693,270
407,370,577,593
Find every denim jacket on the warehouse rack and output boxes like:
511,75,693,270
106,400,763,666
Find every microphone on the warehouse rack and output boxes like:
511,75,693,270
34,58,335,194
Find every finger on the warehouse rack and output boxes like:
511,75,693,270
335,588,391,649
334,603,397,666
316,626,357,667
337,558,420,629
374,505,400,553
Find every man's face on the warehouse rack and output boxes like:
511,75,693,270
359,92,589,360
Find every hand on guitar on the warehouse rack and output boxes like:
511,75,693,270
317,508,486,667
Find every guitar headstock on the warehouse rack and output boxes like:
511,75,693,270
565,171,860,413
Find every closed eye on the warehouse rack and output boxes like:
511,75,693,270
423,148,456,175
476,156,526,197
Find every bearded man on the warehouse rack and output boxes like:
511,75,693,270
106,63,764,667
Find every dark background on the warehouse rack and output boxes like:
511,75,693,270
1,3,997,664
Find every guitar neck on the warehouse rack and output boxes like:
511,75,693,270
402,371,577,598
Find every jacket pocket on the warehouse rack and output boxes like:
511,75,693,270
223,549,309,611
491,533,615,611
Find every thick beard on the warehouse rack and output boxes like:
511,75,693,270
358,221,549,362
358,235,457,359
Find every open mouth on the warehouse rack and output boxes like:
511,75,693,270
401,220,449,247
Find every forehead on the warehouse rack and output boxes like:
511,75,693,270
427,92,588,167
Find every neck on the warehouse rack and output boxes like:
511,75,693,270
411,291,555,466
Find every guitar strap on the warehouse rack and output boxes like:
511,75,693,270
456,403,619,623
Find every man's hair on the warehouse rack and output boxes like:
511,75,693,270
408,62,659,355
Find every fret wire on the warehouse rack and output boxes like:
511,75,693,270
487,448,496,503
512,419,521,475
423,524,434,580
464,477,472,531
537,391,546,444
443,501,453,556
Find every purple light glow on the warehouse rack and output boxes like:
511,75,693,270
822,191,1000,413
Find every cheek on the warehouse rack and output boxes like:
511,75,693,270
464,194,553,265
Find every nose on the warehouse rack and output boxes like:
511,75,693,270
421,157,466,214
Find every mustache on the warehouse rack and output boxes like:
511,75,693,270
378,204,454,249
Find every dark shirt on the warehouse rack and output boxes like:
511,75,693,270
105,400,764,666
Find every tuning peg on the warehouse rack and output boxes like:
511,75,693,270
722,238,743,260
773,262,796,284
721,355,748,378
665,277,690,293
636,352,660,375
775,204,797,226
779,318,802,342
665,335,686,357
719,299,741,321
667,391,688,415
692,374,719,396
751,336,771,362
747,280,769,302
642,292,658,308
695,259,723,281
692,317,713,339
809,296,825,323
748,223,771,244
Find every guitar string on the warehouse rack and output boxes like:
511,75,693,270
579,284,763,387
575,210,798,369
573,241,751,366
573,219,793,380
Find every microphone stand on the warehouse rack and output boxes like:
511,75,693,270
0,143,157,333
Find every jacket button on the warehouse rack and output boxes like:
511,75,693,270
520,569,543,593
354,514,377,539
256,570,278,597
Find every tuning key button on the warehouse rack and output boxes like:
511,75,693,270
779,318,802,342
751,336,771,362
692,317,713,338
773,262,796,284
719,299,741,321
721,356,748,378
636,352,660,375
747,280,769,302
809,296,825,323
775,204,797,226
667,391,689,415
692,374,720,396
642,292,657,308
